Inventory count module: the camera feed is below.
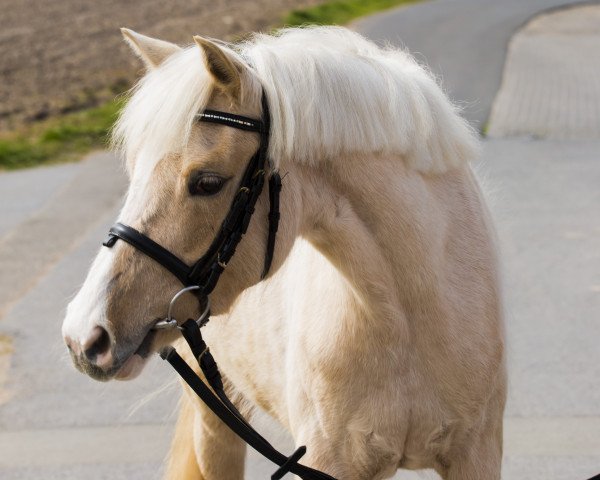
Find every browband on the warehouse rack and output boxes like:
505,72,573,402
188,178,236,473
197,110,266,133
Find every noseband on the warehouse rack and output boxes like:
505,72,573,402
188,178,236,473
101,91,336,480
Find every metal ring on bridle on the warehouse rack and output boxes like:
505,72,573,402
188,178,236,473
153,286,211,330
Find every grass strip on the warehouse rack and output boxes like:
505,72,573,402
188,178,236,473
0,99,123,170
284,0,418,26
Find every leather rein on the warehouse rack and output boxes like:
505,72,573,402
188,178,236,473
102,91,336,480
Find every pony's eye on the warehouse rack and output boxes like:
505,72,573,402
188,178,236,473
189,173,227,196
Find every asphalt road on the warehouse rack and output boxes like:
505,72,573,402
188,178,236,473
356,0,593,131
1,1,599,479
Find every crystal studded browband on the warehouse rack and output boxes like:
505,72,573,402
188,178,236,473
196,109,265,133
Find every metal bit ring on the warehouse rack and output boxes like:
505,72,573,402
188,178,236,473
153,286,210,330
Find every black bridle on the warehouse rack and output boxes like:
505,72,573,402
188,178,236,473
102,91,336,480
103,93,280,296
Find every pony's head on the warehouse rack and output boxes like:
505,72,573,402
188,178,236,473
62,30,271,381
62,26,478,382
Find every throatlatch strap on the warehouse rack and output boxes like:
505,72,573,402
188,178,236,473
262,172,282,279
162,320,337,480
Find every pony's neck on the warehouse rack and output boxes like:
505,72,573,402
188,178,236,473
289,153,437,339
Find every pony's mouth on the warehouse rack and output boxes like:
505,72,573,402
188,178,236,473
114,328,156,381
71,327,158,382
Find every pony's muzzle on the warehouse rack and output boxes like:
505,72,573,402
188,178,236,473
65,325,113,370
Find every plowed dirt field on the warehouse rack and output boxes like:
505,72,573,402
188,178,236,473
0,0,322,131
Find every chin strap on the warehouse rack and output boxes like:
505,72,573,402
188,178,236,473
160,319,337,480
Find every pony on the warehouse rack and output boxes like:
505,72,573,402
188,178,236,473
62,26,506,479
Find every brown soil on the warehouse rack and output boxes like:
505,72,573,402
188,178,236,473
0,0,323,132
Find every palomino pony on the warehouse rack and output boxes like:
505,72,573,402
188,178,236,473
62,26,506,479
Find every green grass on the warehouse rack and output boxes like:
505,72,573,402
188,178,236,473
0,98,124,170
284,0,419,26
3,0,421,170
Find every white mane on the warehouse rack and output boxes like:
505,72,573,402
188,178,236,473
114,26,479,174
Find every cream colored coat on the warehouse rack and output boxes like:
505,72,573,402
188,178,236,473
62,27,506,480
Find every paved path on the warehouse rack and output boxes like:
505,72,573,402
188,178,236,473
1,1,600,479
355,0,593,131
0,152,127,320
488,4,600,138
474,138,600,480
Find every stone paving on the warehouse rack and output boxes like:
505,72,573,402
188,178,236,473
488,4,600,139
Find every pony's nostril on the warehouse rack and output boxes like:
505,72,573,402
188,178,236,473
64,335,81,356
83,326,111,363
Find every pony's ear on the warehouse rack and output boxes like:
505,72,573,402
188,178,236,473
194,36,241,100
121,28,181,69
